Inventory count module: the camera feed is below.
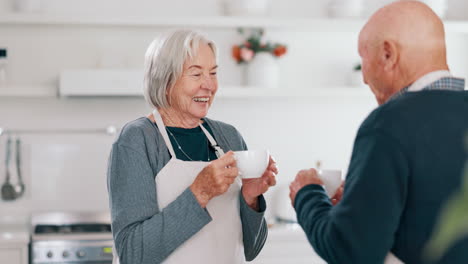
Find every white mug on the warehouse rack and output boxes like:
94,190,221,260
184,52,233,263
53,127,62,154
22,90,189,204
317,169,342,197
234,150,269,179
14,0,42,13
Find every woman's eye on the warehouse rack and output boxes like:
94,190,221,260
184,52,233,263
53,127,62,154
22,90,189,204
192,74,201,77
210,72,217,76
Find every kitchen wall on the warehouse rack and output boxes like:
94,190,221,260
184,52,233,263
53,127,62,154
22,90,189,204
0,0,467,218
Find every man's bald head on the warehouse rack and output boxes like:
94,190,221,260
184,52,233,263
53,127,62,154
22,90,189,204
358,1,448,105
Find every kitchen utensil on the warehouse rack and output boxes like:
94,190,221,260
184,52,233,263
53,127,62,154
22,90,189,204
14,137,25,198
1,136,16,200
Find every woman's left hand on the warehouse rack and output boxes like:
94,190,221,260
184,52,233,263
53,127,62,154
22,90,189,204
242,156,278,210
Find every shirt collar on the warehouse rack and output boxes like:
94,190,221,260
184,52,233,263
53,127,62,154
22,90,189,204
407,70,452,92
388,71,465,102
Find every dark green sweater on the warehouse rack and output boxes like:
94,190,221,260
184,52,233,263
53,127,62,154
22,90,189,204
295,90,468,264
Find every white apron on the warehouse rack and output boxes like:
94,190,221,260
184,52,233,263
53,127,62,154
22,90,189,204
113,109,244,264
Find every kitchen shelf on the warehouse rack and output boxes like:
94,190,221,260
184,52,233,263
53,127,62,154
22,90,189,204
217,86,373,98
0,13,365,31
1,13,468,33
0,84,372,98
0,85,56,97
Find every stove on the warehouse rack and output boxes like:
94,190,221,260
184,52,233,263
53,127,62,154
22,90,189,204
31,212,113,264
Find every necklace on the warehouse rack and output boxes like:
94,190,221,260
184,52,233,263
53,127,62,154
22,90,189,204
166,127,211,161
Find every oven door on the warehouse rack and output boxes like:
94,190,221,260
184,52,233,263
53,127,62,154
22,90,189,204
32,239,113,264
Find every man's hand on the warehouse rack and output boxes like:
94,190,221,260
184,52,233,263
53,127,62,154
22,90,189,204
289,168,323,207
331,181,345,205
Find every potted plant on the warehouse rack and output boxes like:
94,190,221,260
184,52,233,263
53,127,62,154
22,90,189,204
349,62,366,88
232,28,287,89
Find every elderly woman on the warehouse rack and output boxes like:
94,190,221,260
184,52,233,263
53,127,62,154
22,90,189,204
107,29,278,264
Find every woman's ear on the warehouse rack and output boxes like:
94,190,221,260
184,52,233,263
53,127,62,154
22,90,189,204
382,40,399,72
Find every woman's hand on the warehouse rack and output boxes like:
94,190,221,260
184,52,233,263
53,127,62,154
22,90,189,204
190,151,238,208
242,156,278,210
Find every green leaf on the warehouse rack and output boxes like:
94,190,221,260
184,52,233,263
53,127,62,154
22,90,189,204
425,133,468,260
424,163,468,261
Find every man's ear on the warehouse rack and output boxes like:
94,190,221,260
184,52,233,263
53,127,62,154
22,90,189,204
382,40,398,72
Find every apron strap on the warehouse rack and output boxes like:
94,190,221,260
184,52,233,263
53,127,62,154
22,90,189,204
152,109,176,157
200,123,225,158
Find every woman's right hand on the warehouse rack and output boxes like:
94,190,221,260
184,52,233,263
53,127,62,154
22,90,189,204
190,151,238,208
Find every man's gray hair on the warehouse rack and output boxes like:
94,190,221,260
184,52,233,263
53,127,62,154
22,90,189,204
143,29,218,109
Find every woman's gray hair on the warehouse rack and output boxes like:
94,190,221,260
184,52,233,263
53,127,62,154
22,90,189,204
143,29,218,109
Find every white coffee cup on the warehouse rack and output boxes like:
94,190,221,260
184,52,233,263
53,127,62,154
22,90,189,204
234,150,269,179
14,0,42,13
318,169,342,197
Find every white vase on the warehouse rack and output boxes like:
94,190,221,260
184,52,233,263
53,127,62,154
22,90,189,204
246,52,279,89
328,0,364,18
13,0,42,13
224,0,270,16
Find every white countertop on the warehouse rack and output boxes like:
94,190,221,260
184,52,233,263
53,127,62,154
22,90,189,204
0,215,31,246
267,223,308,240
0,226,30,246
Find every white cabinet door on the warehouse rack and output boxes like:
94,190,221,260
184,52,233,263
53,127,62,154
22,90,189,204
0,248,21,264
0,247,28,264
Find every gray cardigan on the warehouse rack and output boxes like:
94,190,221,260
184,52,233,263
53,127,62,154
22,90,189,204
107,117,267,264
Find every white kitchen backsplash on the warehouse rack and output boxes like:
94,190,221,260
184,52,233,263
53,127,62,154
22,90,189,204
29,139,113,212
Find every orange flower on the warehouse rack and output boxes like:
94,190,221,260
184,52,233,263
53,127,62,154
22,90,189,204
273,45,287,57
232,45,241,62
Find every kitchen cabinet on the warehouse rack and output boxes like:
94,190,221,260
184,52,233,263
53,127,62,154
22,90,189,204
0,246,28,264
0,224,30,264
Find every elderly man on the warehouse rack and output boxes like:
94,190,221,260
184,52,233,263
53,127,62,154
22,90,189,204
289,1,468,264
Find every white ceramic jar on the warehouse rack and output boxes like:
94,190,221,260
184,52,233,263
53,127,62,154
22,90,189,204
224,0,270,16
246,52,279,89
328,0,364,18
13,0,42,13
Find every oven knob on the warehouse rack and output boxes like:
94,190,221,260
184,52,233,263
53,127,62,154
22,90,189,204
46,251,53,258
63,251,70,258
76,251,86,258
